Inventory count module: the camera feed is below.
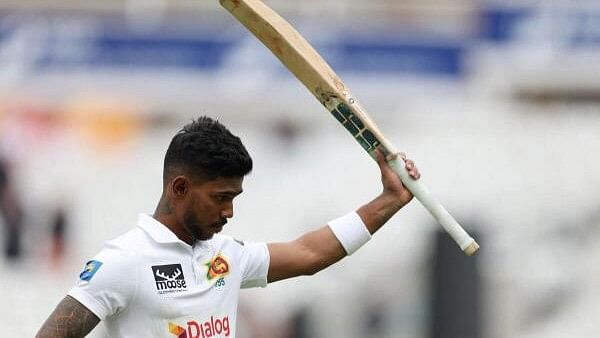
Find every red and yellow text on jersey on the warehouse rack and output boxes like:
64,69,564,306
169,315,230,338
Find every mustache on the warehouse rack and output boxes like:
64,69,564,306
212,219,227,227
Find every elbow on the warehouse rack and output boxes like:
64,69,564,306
300,255,330,276
293,235,346,277
302,266,320,276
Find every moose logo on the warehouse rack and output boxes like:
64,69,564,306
151,264,187,294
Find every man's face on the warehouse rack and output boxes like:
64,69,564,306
181,176,244,241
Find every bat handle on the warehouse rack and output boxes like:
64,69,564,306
387,157,479,256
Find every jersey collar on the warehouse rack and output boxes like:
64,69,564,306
137,214,184,244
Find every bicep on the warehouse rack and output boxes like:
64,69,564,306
267,226,346,283
36,295,100,338
266,241,306,283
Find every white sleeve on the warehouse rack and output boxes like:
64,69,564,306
239,241,270,289
67,243,138,320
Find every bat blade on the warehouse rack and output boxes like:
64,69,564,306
220,0,342,102
220,0,386,153
220,0,479,256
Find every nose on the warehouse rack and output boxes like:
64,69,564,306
221,203,233,219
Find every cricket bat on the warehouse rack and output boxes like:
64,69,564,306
220,0,479,256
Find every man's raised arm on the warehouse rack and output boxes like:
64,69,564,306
267,150,420,283
36,296,100,338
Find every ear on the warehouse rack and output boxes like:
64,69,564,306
170,176,189,199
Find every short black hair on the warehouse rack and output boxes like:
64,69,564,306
163,116,252,182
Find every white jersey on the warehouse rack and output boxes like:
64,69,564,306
68,214,270,338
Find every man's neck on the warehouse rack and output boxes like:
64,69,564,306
153,207,195,246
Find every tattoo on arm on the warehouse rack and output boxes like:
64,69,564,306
36,295,100,338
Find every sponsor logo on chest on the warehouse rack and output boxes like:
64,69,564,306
151,264,187,294
169,315,231,338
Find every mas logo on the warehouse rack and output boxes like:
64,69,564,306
205,254,229,281
169,315,231,338
79,260,103,281
151,264,187,294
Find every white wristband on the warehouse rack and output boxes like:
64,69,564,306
328,211,372,255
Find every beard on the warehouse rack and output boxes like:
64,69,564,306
182,209,211,240
182,209,228,241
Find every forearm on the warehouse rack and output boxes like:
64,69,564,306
356,191,404,235
268,194,407,282
293,193,404,272
36,296,100,338
268,152,418,282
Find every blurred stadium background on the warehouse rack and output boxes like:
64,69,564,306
1,0,600,337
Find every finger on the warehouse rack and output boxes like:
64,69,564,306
404,159,414,170
408,165,421,180
375,148,387,166
375,147,383,161
399,152,406,161
409,169,421,180
376,148,400,176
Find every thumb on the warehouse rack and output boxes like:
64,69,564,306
375,148,386,165
375,148,397,177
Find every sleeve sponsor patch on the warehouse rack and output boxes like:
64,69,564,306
79,260,103,281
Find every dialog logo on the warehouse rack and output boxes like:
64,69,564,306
152,264,187,294
169,315,231,338
169,322,187,338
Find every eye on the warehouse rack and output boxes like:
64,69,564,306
214,195,231,203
